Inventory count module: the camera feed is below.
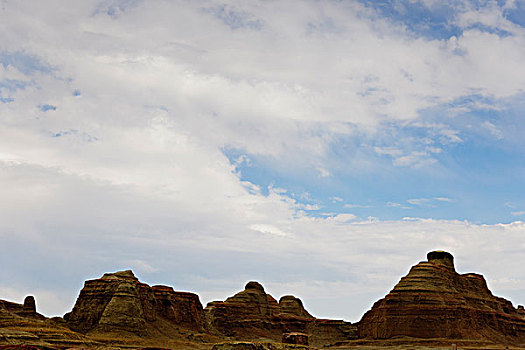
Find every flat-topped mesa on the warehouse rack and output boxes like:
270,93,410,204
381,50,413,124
65,270,155,334
101,269,138,281
427,250,454,269
65,270,205,335
359,251,525,342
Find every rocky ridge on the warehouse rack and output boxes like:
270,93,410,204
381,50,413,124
204,281,357,346
2,251,525,349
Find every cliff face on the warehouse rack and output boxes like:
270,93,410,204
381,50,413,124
64,270,204,335
152,285,204,330
205,281,357,346
358,251,525,342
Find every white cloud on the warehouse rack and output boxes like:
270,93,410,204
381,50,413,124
393,151,437,168
0,0,524,322
435,197,453,202
482,120,504,139
124,260,159,273
387,202,411,209
316,166,331,178
325,213,358,223
407,198,431,206
250,224,293,237
343,203,372,209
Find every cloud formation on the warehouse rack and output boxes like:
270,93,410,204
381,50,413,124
0,0,524,322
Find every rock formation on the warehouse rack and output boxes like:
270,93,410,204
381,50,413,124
358,250,525,343
22,297,35,315
0,298,91,349
278,296,313,319
282,332,308,345
205,281,357,346
152,285,205,330
64,270,205,335
211,342,308,350
0,297,42,321
4,254,525,349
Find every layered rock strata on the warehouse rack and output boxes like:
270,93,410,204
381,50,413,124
65,270,205,335
152,285,204,330
359,250,525,342
0,297,43,321
282,332,308,345
205,281,357,346
0,298,91,348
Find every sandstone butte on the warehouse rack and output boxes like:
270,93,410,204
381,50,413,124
359,250,525,344
204,280,357,346
1,251,525,350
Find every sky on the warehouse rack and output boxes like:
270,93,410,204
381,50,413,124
0,0,524,323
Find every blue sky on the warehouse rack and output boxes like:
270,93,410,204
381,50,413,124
0,0,524,322
225,90,525,224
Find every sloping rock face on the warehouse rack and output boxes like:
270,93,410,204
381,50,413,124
359,250,525,342
278,296,312,319
0,298,92,349
0,297,44,321
205,281,357,346
65,270,205,335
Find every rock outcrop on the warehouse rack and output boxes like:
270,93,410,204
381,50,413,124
205,281,357,346
358,250,525,343
211,342,308,350
0,298,92,349
278,296,313,319
152,285,205,330
0,297,43,321
282,332,308,345
65,270,205,335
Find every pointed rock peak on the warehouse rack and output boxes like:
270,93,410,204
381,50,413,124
427,250,454,269
245,281,265,293
101,269,138,281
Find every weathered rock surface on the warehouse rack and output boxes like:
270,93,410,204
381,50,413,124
0,298,43,321
152,285,205,331
65,270,205,335
282,332,308,345
205,281,357,347
358,250,525,343
211,341,308,350
0,298,93,349
278,296,313,319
